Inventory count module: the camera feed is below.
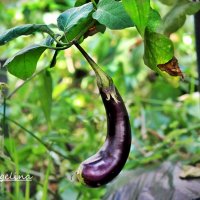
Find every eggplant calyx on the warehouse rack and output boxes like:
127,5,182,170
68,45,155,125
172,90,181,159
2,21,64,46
75,165,84,184
101,85,120,103
95,68,119,103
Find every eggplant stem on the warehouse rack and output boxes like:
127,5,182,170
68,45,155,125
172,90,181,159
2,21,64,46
73,41,119,102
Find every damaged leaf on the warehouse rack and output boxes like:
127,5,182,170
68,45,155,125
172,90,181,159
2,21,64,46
157,57,184,78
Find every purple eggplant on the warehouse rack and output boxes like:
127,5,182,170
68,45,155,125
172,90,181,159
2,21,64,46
74,42,132,187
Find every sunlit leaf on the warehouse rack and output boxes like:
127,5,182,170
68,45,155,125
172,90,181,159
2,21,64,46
146,9,162,33
144,30,174,72
123,0,150,36
93,0,134,30
57,3,94,41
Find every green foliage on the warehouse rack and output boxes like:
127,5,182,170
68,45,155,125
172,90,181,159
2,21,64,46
123,0,150,36
0,24,55,46
123,1,190,84
4,44,47,80
93,0,134,30
75,0,88,6
146,9,161,33
143,31,174,71
75,0,99,7
163,0,200,35
57,2,94,41
0,0,200,199
1,0,197,82
158,0,174,6
3,36,54,80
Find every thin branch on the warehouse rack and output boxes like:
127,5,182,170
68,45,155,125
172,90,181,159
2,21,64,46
71,20,95,42
0,113,73,160
0,98,6,156
147,128,164,141
44,44,72,50
7,67,47,99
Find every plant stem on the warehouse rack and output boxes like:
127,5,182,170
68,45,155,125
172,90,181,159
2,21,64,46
0,98,6,156
44,44,72,50
73,41,119,102
58,20,95,46
0,113,73,160
73,42,112,88
7,67,47,99
5,115,49,148
73,41,100,73
49,20,96,68
91,0,97,9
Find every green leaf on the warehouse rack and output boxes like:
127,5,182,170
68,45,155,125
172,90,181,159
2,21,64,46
143,30,174,72
123,0,150,36
38,70,52,123
146,9,162,33
0,24,55,46
75,0,99,6
57,3,94,41
75,0,88,6
3,44,47,80
93,0,134,30
163,0,200,35
158,0,174,6
142,8,182,84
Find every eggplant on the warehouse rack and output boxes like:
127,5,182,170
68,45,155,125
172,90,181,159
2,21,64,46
74,42,132,187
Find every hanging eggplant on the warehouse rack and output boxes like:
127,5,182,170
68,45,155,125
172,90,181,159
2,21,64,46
73,42,131,187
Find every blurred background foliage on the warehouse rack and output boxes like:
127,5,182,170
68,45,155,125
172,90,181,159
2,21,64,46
0,0,200,199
